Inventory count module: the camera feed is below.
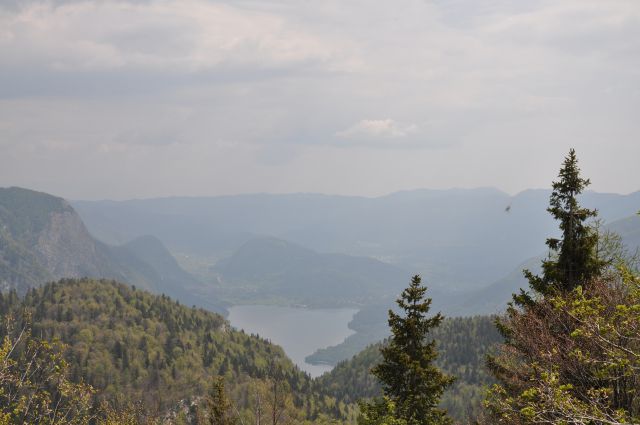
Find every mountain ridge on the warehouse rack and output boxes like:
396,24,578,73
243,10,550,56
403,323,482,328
72,188,640,292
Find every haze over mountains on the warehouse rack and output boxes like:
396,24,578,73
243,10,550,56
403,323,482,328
71,187,640,364
1,184,639,392
73,188,640,292
4,185,638,313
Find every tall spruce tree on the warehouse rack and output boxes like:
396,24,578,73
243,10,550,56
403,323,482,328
524,148,603,296
369,275,454,425
485,149,628,425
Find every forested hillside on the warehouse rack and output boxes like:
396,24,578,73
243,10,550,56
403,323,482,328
0,277,508,423
0,279,347,423
317,315,502,422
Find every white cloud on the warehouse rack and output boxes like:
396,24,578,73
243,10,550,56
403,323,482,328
336,119,418,140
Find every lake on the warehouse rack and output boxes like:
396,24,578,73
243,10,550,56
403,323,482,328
227,305,358,377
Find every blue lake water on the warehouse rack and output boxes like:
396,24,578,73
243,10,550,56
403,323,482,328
227,305,358,377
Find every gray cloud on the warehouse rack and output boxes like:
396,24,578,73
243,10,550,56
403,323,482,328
337,119,418,140
0,0,639,199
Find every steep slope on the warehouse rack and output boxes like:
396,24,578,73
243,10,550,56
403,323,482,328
0,226,50,293
214,237,410,306
0,187,223,312
107,235,226,313
0,187,121,292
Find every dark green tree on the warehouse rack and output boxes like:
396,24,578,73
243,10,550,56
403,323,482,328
524,148,603,296
368,275,454,425
204,376,237,425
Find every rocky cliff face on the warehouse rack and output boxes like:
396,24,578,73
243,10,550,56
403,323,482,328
0,188,198,296
0,188,122,293
0,228,50,293
35,206,117,280
0,187,226,314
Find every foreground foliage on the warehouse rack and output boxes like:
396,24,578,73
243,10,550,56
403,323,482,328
0,317,93,424
485,268,640,424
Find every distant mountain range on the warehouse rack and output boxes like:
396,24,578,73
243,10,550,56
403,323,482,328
0,187,225,313
70,187,640,365
2,185,638,366
72,188,640,291
3,186,638,311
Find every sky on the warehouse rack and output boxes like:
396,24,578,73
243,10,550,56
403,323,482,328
1,0,639,200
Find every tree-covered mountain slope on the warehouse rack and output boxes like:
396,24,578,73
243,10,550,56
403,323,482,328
316,315,502,423
214,237,409,306
0,278,503,423
0,278,347,422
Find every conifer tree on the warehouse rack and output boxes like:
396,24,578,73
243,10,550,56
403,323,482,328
368,275,454,425
204,377,237,425
524,148,603,296
484,150,638,425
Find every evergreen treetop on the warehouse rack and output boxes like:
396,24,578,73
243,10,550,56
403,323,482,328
524,148,604,297
369,275,454,425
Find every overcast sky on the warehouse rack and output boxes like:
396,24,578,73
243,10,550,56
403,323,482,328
1,0,638,200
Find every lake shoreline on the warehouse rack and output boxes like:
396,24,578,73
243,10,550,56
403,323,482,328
227,305,359,377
